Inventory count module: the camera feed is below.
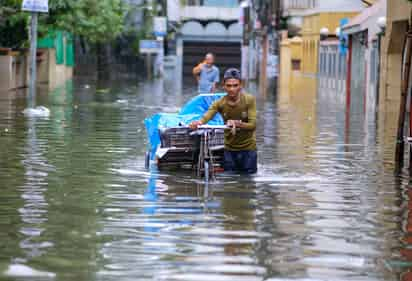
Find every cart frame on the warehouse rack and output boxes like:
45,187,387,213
146,125,226,181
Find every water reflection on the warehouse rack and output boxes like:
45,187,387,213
269,76,318,174
100,161,265,280
397,184,412,281
0,75,409,281
18,118,53,259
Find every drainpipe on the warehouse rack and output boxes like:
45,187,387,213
346,35,352,112
363,31,368,115
376,16,387,113
345,35,353,144
376,34,381,113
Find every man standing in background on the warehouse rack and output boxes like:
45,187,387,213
193,53,220,93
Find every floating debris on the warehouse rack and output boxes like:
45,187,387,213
97,89,110,94
22,106,50,117
4,264,55,278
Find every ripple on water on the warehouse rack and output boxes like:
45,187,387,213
0,79,404,281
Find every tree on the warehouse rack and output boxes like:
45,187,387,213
0,0,29,48
0,0,126,48
46,0,127,76
44,0,125,44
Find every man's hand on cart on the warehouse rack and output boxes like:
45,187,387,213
189,120,203,130
227,120,242,127
189,120,238,131
227,120,242,135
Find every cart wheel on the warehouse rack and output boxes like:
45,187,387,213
145,151,150,170
204,161,209,182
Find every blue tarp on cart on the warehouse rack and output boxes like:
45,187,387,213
144,93,225,159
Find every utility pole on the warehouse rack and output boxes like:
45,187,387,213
274,0,282,93
259,29,268,97
28,12,38,108
241,1,251,86
147,53,152,79
153,1,167,77
258,0,270,97
22,0,49,108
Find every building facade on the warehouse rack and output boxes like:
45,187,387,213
301,10,361,77
282,0,317,32
318,39,347,100
380,0,412,105
166,0,242,79
343,0,386,119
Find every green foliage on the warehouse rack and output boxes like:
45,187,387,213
279,16,289,31
44,0,126,43
0,0,29,48
0,0,127,48
130,29,147,55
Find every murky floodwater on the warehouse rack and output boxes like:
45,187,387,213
0,73,410,281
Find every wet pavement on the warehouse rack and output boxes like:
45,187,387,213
0,74,410,281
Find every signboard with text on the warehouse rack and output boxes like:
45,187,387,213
139,40,162,54
22,0,49,13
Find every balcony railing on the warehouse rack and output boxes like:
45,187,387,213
185,0,239,8
283,0,317,10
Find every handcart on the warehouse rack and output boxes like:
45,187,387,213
147,125,226,181
144,93,227,181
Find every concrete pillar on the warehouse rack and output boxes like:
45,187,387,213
280,39,292,92
249,38,258,80
176,36,184,92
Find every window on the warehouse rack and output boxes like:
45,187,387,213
321,52,326,74
292,59,301,70
328,53,332,77
337,53,341,78
319,53,324,74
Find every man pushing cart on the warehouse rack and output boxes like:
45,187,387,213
190,68,257,174
145,68,257,178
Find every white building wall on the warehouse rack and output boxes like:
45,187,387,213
167,0,240,22
123,0,145,27
282,0,315,27
283,0,364,28
167,0,181,22
316,0,365,12
181,6,240,21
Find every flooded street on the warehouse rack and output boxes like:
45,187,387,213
0,74,409,281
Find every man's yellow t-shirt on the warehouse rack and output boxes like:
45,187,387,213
200,93,257,151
